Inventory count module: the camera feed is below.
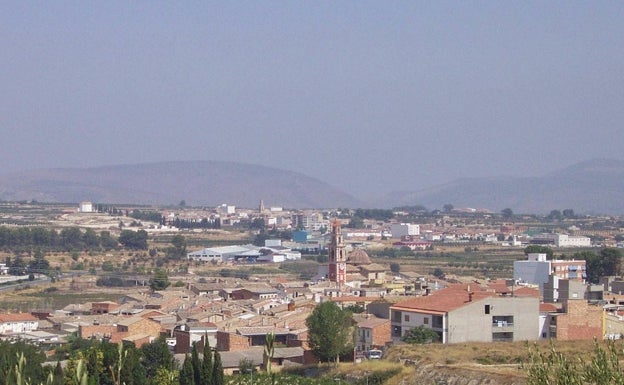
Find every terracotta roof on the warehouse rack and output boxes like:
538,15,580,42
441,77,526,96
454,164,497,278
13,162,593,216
0,313,38,322
540,303,559,312
353,315,390,328
392,285,496,314
513,286,540,297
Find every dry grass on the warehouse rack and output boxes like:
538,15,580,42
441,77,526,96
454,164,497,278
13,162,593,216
385,340,597,366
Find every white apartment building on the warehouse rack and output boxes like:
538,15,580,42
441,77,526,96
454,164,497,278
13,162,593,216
390,223,420,238
514,253,552,291
531,233,591,247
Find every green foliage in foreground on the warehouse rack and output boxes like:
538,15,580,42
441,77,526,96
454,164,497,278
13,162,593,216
225,369,402,385
526,339,624,385
401,325,440,344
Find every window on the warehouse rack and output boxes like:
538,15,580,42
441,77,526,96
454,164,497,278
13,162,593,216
485,304,490,314
404,314,410,322
424,317,429,325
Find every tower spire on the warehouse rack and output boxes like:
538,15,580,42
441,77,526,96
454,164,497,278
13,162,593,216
328,219,347,288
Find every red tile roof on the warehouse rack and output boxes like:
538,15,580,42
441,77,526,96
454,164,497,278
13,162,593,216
392,285,496,314
513,286,540,297
540,303,559,312
0,313,38,322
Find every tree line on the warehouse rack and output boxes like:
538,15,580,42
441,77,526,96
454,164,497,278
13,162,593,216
0,226,151,252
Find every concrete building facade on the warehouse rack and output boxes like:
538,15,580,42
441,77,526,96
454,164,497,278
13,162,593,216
390,285,540,344
390,223,420,238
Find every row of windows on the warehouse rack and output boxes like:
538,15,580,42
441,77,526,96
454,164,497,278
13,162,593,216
392,311,442,328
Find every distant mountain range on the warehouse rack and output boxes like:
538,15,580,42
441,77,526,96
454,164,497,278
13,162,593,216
0,159,623,214
0,161,362,209
377,158,624,215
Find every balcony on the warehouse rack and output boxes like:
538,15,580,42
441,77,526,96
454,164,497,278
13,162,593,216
492,316,514,331
492,321,514,331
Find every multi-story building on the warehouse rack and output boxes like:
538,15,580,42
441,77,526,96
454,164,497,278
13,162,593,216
514,253,552,290
514,253,587,293
0,313,39,334
390,285,539,343
530,233,591,247
551,259,586,281
291,211,325,231
353,314,391,352
390,223,420,238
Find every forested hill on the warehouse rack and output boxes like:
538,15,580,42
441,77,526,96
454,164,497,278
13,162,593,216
0,161,362,209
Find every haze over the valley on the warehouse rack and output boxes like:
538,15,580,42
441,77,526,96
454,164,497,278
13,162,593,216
1,2,623,200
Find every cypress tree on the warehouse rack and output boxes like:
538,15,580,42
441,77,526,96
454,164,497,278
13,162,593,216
201,338,213,385
191,343,201,385
212,351,224,385
179,355,194,385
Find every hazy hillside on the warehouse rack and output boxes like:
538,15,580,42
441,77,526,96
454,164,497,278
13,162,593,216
1,159,623,214
0,161,362,209
379,159,624,214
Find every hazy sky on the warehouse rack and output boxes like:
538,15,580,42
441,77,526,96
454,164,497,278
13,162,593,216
1,1,623,197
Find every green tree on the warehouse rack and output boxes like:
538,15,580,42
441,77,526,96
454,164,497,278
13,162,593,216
120,342,147,385
576,249,622,284
201,339,212,385
401,326,440,344
29,249,50,276
0,341,48,385
443,204,454,213
249,218,265,231
9,255,27,275
600,248,621,277
547,210,562,221
432,267,444,279
83,228,101,249
179,356,194,385
60,227,85,251
346,216,364,229
101,261,115,272
212,351,224,385
170,235,187,259
390,263,400,274
100,231,118,250
149,367,178,385
501,208,514,219
119,230,148,250
562,209,575,219
191,343,201,385
149,268,170,291
305,301,353,364
140,336,176,378
524,245,554,259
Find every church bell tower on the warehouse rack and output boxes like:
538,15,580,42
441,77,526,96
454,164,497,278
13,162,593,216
328,219,347,287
